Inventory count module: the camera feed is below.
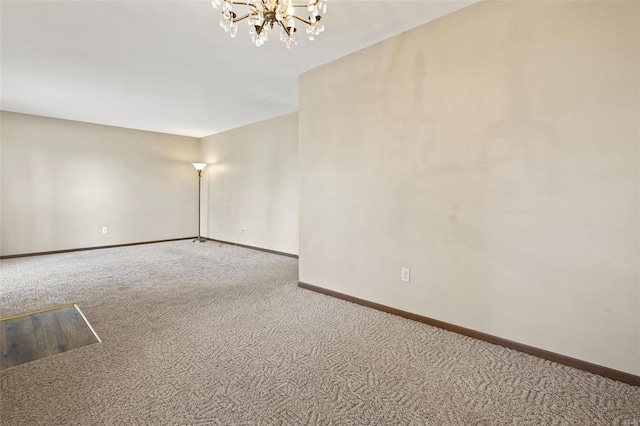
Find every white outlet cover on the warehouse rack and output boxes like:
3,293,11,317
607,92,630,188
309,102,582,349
401,267,410,283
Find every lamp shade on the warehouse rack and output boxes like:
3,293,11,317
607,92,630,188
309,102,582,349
192,163,208,171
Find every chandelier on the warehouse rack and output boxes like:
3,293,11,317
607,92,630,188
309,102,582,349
211,0,327,48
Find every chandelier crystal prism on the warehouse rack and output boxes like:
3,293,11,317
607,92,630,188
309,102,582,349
211,0,327,48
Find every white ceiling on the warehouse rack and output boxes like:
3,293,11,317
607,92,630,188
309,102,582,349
1,0,476,138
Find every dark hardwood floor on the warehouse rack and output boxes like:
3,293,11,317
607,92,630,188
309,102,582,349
0,305,99,370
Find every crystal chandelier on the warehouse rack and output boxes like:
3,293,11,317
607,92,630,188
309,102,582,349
211,0,327,48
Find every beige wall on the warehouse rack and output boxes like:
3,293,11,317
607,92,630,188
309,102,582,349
0,111,200,256
299,1,640,375
200,113,298,255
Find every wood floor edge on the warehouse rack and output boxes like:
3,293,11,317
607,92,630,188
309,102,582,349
204,238,299,259
0,304,76,322
297,281,640,388
0,237,194,259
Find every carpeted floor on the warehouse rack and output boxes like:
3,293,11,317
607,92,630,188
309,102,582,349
0,241,638,425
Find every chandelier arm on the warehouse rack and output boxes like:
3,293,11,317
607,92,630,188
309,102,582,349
231,1,258,12
277,20,291,36
233,12,252,22
291,14,312,25
289,0,319,7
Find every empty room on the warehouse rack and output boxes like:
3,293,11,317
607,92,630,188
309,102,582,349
1,0,639,424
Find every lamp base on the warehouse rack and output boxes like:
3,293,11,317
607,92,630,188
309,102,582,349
193,237,207,243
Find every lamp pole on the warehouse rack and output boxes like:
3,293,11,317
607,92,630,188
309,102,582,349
192,163,208,242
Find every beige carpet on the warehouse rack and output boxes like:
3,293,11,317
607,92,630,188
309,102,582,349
0,241,638,425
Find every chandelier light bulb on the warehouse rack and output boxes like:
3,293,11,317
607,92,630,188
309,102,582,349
211,0,326,47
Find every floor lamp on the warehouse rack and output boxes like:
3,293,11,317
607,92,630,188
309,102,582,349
192,163,207,243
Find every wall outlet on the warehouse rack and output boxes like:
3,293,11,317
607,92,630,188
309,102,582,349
401,267,410,283
102,227,108,234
